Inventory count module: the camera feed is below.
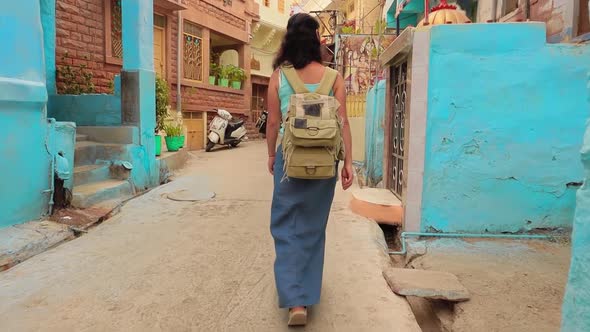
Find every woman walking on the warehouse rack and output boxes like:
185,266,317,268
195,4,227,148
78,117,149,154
265,13,354,326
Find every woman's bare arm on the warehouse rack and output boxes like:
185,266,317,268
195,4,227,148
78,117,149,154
266,70,282,174
333,73,354,189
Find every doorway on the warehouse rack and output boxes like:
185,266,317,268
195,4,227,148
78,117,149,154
183,112,206,150
578,0,590,37
154,14,167,78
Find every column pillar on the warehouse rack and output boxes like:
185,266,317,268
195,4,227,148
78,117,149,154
121,0,158,187
239,43,252,120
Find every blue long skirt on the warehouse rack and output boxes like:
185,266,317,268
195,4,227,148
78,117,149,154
270,146,338,308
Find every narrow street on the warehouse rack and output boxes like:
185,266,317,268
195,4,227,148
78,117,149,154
0,142,419,332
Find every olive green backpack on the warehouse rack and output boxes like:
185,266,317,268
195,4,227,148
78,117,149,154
280,65,345,180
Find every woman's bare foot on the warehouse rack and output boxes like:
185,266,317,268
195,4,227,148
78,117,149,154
288,306,307,326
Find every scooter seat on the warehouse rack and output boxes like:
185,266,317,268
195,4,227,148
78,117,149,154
227,119,244,130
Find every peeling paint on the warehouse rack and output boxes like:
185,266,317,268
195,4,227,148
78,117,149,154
420,23,590,233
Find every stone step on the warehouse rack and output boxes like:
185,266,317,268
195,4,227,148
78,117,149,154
75,141,130,167
77,126,139,144
349,188,403,226
76,134,89,142
71,179,134,209
73,164,110,187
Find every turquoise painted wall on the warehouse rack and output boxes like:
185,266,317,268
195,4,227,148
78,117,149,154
48,76,122,126
386,0,424,30
421,23,590,233
0,2,51,227
365,80,387,186
40,0,56,95
562,116,590,331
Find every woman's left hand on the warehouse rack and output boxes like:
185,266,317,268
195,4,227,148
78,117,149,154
341,162,354,190
268,156,275,175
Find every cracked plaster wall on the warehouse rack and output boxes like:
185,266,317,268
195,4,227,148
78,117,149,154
419,23,590,233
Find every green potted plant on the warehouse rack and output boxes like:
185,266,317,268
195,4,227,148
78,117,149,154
164,123,184,152
229,66,246,90
155,76,170,156
209,62,219,85
218,65,230,88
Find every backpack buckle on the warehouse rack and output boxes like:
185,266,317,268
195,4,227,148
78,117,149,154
305,166,316,175
306,127,319,136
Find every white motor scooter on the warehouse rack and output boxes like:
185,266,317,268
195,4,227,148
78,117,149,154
206,109,248,152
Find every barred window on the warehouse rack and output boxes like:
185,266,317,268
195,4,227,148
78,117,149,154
278,0,285,13
183,21,203,82
104,0,123,65
111,0,122,59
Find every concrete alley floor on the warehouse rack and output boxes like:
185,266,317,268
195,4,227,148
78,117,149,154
0,141,420,332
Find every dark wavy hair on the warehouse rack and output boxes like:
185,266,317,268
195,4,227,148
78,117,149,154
273,13,322,70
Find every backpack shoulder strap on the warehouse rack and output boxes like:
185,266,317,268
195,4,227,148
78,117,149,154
281,65,309,94
316,67,339,96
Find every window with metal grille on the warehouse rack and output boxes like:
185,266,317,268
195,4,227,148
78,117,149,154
111,0,122,59
183,21,203,82
278,0,285,13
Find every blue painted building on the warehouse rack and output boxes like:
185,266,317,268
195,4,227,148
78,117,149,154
377,22,590,233
562,117,590,331
0,0,158,228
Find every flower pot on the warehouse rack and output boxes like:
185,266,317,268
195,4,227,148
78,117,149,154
165,135,183,152
219,78,229,88
231,81,242,90
155,135,162,156
208,76,216,85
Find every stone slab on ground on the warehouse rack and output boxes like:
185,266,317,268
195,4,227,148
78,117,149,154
0,221,74,271
383,267,470,302
349,188,403,226
403,238,570,332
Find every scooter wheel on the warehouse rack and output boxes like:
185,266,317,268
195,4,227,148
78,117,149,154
230,141,240,148
205,140,215,152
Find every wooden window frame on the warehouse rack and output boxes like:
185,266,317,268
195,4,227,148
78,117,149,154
104,0,123,66
264,0,270,7
182,20,205,83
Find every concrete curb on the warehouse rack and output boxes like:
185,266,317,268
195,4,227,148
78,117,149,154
0,221,74,272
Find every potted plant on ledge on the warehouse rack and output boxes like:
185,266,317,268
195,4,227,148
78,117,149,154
164,123,184,152
229,66,246,90
218,65,230,88
209,62,220,85
155,76,169,156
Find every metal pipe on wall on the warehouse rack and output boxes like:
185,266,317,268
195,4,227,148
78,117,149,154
177,9,182,114
389,232,557,255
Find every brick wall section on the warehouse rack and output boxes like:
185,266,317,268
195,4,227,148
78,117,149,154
186,0,246,30
173,86,246,113
169,15,179,88
55,0,121,94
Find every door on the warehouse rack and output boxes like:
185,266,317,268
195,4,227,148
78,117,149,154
251,83,268,121
388,61,408,199
184,112,205,150
153,14,166,78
